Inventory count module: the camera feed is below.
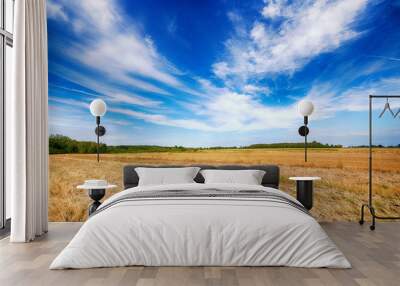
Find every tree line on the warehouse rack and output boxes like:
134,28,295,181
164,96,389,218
246,142,342,149
49,135,191,154
49,134,345,154
49,135,107,154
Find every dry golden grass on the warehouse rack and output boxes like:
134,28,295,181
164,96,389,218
49,148,400,222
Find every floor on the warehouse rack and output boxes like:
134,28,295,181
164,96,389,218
0,222,399,286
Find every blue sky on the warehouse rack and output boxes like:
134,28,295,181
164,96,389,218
47,0,400,147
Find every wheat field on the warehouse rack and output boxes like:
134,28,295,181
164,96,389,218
49,148,400,222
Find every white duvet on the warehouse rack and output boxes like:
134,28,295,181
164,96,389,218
50,183,351,269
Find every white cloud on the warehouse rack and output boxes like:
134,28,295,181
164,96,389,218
368,55,400,62
191,80,298,131
47,0,69,22
109,107,214,131
200,92,297,131
49,84,99,97
213,62,231,80
214,0,368,80
49,97,89,109
303,76,400,119
261,0,284,18
52,0,183,95
243,84,270,95
108,93,161,108
250,23,268,45
51,64,163,108
70,34,182,90
105,119,132,127
337,77,400,112
58,0,121,35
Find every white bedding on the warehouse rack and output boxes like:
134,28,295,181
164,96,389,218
50,183,351,269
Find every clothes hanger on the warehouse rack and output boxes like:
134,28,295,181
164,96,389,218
378,98,395,118
394,108,400,118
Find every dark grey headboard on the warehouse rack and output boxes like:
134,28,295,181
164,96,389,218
123,165,280,189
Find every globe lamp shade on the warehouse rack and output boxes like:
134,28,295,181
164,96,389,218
298,100,314,117
90,99,107,117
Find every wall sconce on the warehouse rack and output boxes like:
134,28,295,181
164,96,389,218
298,100,314,162
89,99,107,162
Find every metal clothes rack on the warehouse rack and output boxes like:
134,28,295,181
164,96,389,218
359,95,400,230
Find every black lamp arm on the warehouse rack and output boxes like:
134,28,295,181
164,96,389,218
303,116,309,162
96,116,100,162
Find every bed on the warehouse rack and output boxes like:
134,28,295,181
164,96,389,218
50,165,350,269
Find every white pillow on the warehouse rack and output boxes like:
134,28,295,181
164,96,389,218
200,169,266,185
135,167,200,186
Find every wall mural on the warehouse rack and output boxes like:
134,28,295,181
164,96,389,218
47,0,400,221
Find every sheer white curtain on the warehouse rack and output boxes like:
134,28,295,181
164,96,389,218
9,0,48,242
